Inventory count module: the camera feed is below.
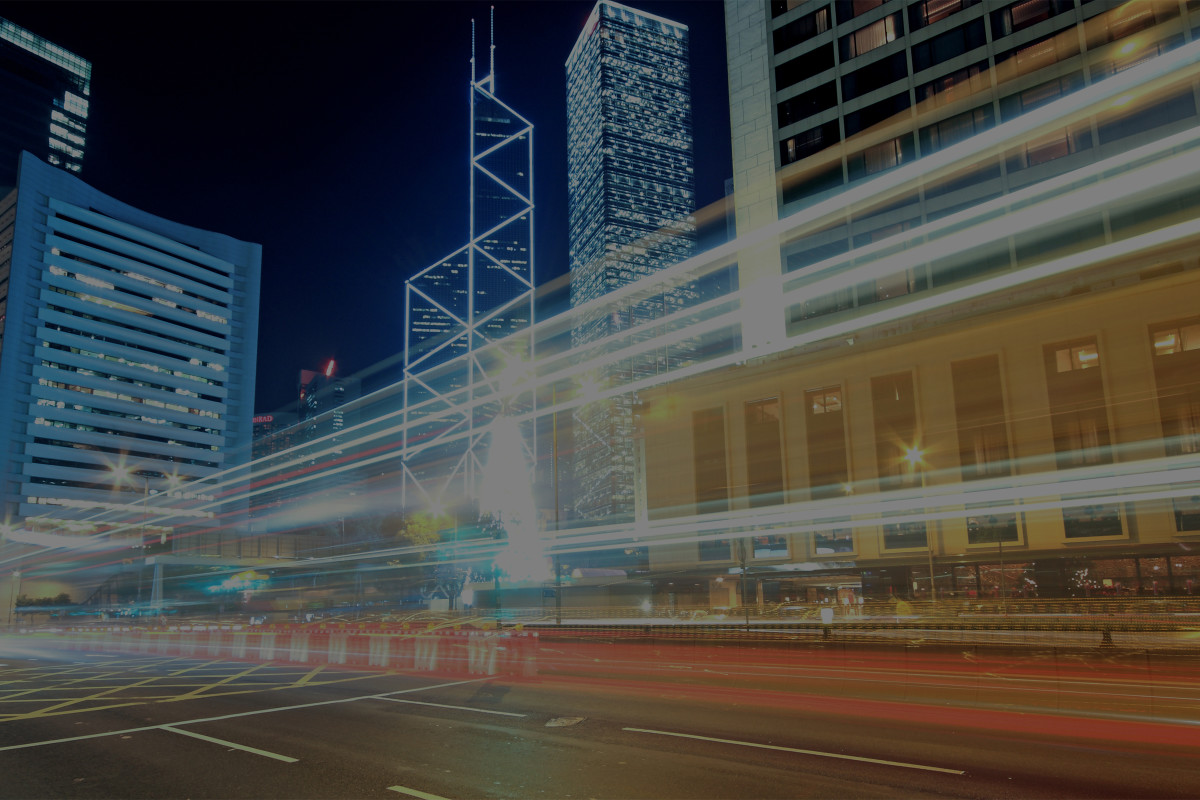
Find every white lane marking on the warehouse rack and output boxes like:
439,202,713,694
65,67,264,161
376,697,526,717
387,785,453,800
0,676,494,752
160,725,297,762
623,727,965,775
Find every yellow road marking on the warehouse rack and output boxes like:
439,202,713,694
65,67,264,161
164,663,274,702
20,676,161,718
292,666,326,687
0,676,493,752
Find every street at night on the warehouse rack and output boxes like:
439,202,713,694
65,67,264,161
2,635,1199,799
6,1,1200,796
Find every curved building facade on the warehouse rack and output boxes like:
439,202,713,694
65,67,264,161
0,152,261,537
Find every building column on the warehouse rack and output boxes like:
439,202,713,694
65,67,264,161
725,0,787,355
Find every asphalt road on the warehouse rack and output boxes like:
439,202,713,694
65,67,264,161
1,643,1198,799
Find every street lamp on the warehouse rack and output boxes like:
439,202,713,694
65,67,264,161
903,446,937,605
736,538,750,629
6,569,20,628
551,380,562,625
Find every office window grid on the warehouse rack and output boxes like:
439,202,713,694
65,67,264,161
768,0,1200,213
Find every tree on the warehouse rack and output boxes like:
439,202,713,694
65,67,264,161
397,512,446,555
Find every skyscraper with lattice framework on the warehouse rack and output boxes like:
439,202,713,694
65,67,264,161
402,11,535,509
566,0,696,521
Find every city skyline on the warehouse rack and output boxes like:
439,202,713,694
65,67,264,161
0,1,732,412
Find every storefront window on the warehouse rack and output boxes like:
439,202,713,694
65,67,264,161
980,561,1036,598
1064,557,1138,596
699,538,732,561
1139,557,1169,596
966,511,1019,545
753,534,789,559
1173,555,1200,595
883,520,927,549
813,527,853,554
952,564,978,598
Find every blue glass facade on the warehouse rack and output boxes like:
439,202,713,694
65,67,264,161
566,0,696,520
0,153,261,531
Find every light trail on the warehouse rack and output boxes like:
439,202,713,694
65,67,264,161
9,33,1200,600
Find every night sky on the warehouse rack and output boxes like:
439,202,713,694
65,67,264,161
2,1,732,412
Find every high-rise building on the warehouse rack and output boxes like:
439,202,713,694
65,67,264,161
565,0,696,520
403,13,535,507
0,17,91,192
298,360,361,445
725,0,1200,334
0,152,261,537
624,0,1200,602
251,411,300,462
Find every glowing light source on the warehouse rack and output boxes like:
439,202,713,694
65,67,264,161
479,415,550,583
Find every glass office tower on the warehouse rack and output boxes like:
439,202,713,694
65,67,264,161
0,17,91,192
566,0,696,521
403,16,535,507
0,153,261,537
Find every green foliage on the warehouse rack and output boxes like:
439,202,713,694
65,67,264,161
398,512,447,551
15,592,71,607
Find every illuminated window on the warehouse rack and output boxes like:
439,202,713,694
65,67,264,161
63,92,89,118
990,0,1073,39
1152,324,1200,356
919,104,994,152
813,527,853,554
839,12,901,60
995,29,1080,77
753,534,789,558
806,386,850,500
780,120,841,166
772,5,831,52
909,0,977,30
848,135,913,179
1044,338,1114,475
1054,343,1099,372
917,61,989,107
809,387,842,414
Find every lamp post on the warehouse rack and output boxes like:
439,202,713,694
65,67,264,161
904,447,936,604
995,521,1007,615
737,539,750,629
552,381,562,625
7,569,20,628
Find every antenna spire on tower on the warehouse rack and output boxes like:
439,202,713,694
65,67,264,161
470,18,476,84
489,6,496,91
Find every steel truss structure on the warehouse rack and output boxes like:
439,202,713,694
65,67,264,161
402,12,535,513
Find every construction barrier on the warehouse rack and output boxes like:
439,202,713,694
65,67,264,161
44,622,542,680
